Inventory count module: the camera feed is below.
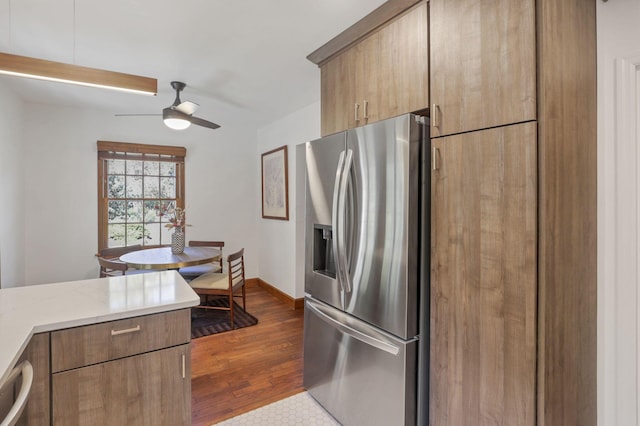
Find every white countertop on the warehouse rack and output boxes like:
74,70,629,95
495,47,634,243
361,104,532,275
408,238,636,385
0,270,199,386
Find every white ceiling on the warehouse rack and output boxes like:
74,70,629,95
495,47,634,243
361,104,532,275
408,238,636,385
0,0,386,126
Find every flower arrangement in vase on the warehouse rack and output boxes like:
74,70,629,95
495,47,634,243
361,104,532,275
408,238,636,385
157,203,190,253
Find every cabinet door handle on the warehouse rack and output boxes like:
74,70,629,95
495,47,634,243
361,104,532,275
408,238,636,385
111,325,141,336
363,100,369,120
182,353,186,379
354,103,360,122
432,147,439,171
432,104,440,128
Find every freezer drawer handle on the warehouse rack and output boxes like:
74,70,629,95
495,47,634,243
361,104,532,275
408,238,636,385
307,300,400,356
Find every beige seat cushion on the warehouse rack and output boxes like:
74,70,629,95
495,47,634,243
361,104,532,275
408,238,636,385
189,270,245,290
189,272,229,290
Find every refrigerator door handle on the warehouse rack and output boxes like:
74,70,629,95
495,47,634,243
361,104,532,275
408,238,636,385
337,149,354,293
332,150,346,291
307,298,400,356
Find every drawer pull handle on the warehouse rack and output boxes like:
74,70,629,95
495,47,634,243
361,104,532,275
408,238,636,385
111,325,141,336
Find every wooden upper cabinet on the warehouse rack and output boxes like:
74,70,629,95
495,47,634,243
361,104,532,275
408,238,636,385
321,45,358,136
320,1,428,136
429,0,536,137
430,122,537,425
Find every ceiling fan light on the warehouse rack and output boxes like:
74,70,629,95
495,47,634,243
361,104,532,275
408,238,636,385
164,117,191,130
163,108,191,130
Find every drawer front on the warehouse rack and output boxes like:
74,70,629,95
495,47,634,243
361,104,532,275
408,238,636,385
51,309,190,373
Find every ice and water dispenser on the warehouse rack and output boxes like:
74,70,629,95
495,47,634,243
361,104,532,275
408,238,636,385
312,224,335,278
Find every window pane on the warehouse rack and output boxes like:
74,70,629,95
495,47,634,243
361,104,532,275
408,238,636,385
160,177,176,199
126,160,143,175
145,223,161,246
108,224,126,247
107,175,125,198
160,162,175,177
126,176,143,198
127,201,143,223
127,224,145,246
108,201,127,223
108,159,125,175
143,176,160,198
157,201,175,224
161,224,173,245
144,161,159,176
144,200,160,223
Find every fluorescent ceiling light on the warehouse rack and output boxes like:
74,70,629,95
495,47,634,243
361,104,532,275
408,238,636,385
0,52,157,96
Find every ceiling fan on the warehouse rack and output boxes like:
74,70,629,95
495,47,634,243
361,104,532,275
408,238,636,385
116,81,220,130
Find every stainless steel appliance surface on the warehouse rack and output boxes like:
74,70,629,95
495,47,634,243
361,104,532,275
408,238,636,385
303,113,429,426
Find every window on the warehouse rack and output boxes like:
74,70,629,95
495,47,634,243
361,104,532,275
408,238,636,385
97,141,186,250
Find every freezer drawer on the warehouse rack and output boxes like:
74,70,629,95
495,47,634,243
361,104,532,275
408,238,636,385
303,297,417,426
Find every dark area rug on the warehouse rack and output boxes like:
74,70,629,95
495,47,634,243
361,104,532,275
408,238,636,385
191,298,258,338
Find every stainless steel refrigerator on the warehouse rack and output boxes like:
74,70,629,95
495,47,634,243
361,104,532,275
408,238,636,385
303,113,429,426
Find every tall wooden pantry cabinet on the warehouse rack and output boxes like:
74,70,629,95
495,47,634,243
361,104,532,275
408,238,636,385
307,0,596,424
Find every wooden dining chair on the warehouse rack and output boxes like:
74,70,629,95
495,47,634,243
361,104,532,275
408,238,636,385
96,244,146,277
99,244,144,259
188,248,246,328
97,256,129,277
178,241,225,279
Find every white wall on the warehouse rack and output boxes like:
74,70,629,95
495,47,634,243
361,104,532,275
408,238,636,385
256,101,320,298
0,81,26,288
17,100,260,286
597,0,640,424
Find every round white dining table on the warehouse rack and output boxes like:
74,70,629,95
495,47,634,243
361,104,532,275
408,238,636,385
119,246,221,270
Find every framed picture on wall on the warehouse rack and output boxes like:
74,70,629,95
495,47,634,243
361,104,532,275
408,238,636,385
261,145,289,220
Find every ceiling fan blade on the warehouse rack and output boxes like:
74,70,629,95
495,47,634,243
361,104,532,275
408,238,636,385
190,116,221,129
175,100,199,115
115,113,161,116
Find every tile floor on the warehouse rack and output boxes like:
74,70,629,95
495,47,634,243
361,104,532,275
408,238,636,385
215,392,340,425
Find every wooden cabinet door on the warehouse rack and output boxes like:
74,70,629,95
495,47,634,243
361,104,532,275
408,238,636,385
430,0,536,137
320,2,429,136
321,48,357,136
430,122,537,425
52,344,191,425
369,1,429,125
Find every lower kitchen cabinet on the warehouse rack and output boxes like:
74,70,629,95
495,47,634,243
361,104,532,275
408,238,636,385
52,344,191,425
430,122,537,425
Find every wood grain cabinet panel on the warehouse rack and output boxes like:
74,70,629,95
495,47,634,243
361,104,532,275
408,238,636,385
52,344,191,425
429,0,536,136
51,309,190,373
430,122,537,425
320,1,428,136
321,46,358,136
16,333,50,426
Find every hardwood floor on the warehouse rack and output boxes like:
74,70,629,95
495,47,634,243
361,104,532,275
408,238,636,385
191,283,305,425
